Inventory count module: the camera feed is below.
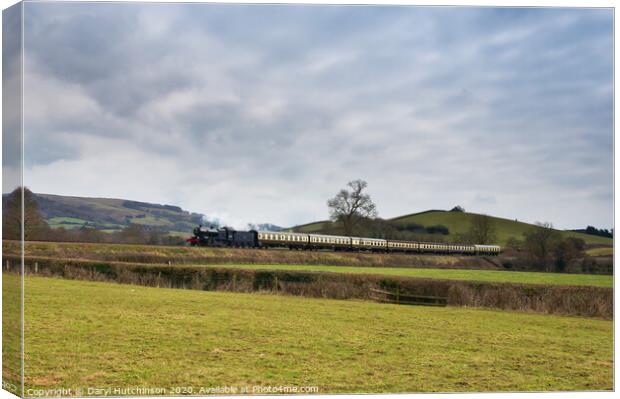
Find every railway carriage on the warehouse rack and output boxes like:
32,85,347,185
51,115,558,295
474,244,501,255
308,234,351,250
257,231,309,249
358,237,387,251
387,240,419,253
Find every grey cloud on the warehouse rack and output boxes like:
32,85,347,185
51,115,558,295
19,3,613,229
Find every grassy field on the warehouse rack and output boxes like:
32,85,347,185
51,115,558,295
180,263,613,287
392,211,612,246
2,272,22,395
20,275,613,393
4,240,612,288
288,220,330,233
47,217,91,229
586,247,614,256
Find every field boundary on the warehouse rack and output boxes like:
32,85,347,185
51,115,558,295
6,255,612,319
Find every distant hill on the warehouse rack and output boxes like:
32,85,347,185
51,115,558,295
5,193,284,236
16,193,205,235
291,210,613,246
392,210,612,246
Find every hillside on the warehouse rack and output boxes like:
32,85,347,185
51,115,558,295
292,210,613,247
28,193,204,235
393,210,612,246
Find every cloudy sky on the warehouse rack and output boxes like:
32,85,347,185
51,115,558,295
11,2,615,229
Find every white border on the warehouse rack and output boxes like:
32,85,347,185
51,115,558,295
0,2,616,399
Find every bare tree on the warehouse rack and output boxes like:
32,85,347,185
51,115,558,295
327,179,377,236
2,187,49,240
523,222,561,271
553,237,584,272
467,214,497,244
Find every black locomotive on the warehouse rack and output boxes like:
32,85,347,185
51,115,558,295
187,225,258,248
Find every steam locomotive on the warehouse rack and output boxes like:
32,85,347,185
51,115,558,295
187,225,501,255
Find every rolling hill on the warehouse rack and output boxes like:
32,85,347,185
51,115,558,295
28,193,205,235
291,210,613,247
3,192,284,236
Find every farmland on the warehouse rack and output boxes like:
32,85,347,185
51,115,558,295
4,240,612,287
586,247,614,257
4,240,613,318
18,275,613,393
392,210,613,246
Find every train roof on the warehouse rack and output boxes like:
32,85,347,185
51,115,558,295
255,230,500,248
258,231,307,235
308,233,352,240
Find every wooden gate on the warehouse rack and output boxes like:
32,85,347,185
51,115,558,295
369,288,447,307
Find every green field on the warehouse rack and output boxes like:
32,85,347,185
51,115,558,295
47,217,91,229
180,263,613,287
586,247,614,256
392,211,612,246
19,275,612,393
4,240,612,287
288,220,330,233
2,273,22,395
292,211,613,247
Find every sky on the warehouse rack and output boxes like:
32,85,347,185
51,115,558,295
5,2,614,229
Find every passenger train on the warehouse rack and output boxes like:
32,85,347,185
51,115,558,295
187,226,502,255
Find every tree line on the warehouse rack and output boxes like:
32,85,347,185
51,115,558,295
571,226,613,238
506,223,587,273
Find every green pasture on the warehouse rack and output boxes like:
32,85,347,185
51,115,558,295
47,217,91,229
19,275,612,393
586,247,614,256
392,211,612,246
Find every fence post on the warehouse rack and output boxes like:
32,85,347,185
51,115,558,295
34,262,38,274
5,260,9,271
232,274,237,291
274,275,279,292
